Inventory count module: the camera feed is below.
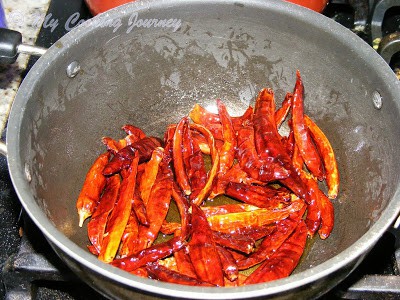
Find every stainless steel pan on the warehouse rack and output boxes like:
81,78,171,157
2,0,400,298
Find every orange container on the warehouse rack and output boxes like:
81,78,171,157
85,0,328,15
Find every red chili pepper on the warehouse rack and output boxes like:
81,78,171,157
216,245,239,282
189,124,220,206
224,224,277,242
189,129,210,154
139,147,164,206
291,71,324,180
305,176,334,239
189,103,249,141
121,124,146,140
188,204,225,286
253,88,291,167
87,175,120,255
146,262,214,286
132,189,149,226
237,217,299,270
118,210,139,258
76,152,110,227
103,137,162,175
212,231,255,254
304,114,339,199
207,198,305,234
132,136,163,163
201,203,260,218
111,236,186,272
163,125,175,159
215,164,265,189
286,129,296,158
103,145,135,176
136,156,173,250
216,99,236,173
185,129,207,202
304,181,322,237
173,230,198,278
171,183,191,239
292,144,305,174
225,182,291,209
158,221,180,235
98,152,139,263
236,123,290,182
210,100,236,198
244,220,308,285
173,117,192,195
275,92,293,128
101,137,125,154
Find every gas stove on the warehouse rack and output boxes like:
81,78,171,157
1,0,400,299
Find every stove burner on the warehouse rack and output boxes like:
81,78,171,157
2,216,106,300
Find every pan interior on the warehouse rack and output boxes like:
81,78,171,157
15,0,400,282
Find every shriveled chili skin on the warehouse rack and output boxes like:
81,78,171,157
87,175,120,254
244,220,308,285
225,182,291,209
132,189,149,226
286,130,296,158
139,147,164,206
275,92,293,129
133,136,163,163
252,88,310,202
189,124,220,206
303,180,322,237
111,237,186,272
102,137,124,154
171,183,191,239
98,153,139,263
207,199,304,234
118,210,139,258
121,124,146,140
146,263,214,286
103,145,135,176
201,203,260,218
216,99,236,174
188,204,225,286
163,125,175,159
236,123,290,182
253,88,291,168
213,231,255,254
237,217,299,270
76,152,110,227
173,117,192,195
103,137,163,176
306,176,334,239
292,71,324,180
160,221,181,235
189,103,253,136
137,156,173,250
185,130,207,202
210,100,236,198
216,245,239,282
304,114,339,199
216,164,264,189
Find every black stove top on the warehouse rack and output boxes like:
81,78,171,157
1,0,400,299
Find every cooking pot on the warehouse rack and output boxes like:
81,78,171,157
84,0,328,15
1,0,400,299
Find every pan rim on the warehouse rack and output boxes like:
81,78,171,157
7,0,400,298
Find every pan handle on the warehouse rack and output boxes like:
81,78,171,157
0,28,47,156
0,28,46,64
